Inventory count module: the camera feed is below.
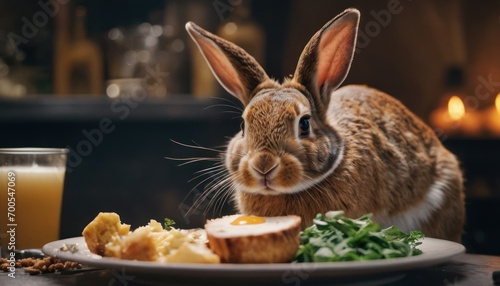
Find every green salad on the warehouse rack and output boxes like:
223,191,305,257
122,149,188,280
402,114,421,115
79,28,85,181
294,211,424,262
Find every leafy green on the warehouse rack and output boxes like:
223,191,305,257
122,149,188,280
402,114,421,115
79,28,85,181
293,211,424,262
163,218,176,230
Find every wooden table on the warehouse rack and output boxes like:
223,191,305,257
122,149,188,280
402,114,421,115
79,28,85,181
1,253,499,285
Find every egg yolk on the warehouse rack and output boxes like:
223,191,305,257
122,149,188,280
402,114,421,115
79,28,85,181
230,215,266,226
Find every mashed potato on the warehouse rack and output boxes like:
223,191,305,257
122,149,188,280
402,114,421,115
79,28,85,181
82,212,219,263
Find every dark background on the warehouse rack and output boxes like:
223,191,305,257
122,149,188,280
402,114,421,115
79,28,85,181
0,0,499,255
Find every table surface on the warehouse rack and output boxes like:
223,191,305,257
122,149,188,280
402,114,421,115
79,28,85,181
1,253,499,286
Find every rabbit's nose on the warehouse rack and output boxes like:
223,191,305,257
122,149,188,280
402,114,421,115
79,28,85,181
250,153,279,177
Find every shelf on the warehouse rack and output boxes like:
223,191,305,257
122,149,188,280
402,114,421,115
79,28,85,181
0,95,240,122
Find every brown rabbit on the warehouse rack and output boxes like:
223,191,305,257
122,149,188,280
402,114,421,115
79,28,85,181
186,8,465,242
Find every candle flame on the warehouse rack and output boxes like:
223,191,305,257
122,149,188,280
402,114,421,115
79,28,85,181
448,96,465,120
496,93,500,113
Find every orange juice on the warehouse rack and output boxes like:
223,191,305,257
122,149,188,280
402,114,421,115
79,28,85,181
0,166,65,251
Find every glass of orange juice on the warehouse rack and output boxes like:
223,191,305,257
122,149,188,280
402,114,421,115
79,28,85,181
0,148,68,257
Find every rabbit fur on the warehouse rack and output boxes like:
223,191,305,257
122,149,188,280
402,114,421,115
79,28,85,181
186,8,465,242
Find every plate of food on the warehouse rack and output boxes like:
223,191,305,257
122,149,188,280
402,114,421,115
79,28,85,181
42,212,465,286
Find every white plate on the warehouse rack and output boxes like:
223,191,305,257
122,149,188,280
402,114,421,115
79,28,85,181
42,236,464,285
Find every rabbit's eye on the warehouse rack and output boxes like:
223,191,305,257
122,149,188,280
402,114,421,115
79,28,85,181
299,116,310,137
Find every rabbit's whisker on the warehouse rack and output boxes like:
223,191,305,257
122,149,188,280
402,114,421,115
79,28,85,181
170,139,224,153
204,104,243,113
193,164,225,175
166,157,219,166
188,165,225,183
206,96,243,112
205,179,233,217
214,186,234,217
188,171,231,216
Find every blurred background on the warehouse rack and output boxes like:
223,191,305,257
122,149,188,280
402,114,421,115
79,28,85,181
0,0,499,255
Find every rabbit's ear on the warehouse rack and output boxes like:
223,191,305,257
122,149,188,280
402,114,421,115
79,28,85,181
293,9,359,111
186,22,269,105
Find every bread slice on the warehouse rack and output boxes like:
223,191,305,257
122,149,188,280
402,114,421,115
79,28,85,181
205,214,301,263
82,212,130,256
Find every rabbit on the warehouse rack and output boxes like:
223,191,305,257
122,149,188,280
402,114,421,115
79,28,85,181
185,8,465,242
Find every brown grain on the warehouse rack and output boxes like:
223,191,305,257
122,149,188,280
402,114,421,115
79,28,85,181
1,256,82,275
